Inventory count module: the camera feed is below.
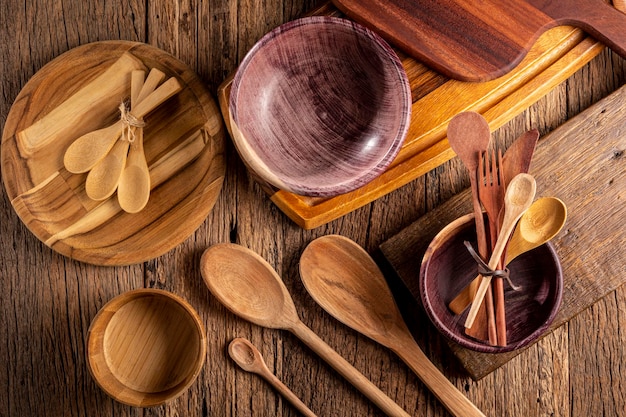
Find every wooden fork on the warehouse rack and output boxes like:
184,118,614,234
479,148,507,346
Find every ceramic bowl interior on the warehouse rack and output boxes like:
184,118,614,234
87,289,206,407
419,213,563,353
229,16,412,197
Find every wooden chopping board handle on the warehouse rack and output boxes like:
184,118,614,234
533,0,626,59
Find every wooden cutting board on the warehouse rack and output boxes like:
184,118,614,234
332,0,626,81
218,2,612,229
1,41,226,266
380,84,626,380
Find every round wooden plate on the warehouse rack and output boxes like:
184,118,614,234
1,41,226,265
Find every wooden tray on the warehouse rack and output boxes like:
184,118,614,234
217,2,606,229
1,41,226,266
380,85,626,380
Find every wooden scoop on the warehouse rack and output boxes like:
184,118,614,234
332,0,626,81
465,173,537,328
449,197,568,314
299,235,486,417
64,76,182,174
228,338,318,417
200,244,411,417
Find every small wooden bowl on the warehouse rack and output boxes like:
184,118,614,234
419,213,563,353
87,289,206,407
229,16,411,197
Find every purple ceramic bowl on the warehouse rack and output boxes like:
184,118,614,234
419,213,563,353
229,16,411,197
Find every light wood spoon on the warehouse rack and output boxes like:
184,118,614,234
447,111,496,343
465,173,537,328
299,235,486,417
64,77,182,174
228,337,318,417
117,70,162,212
449,196,567,314
200,244,411,417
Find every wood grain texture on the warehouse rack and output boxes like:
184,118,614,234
381,84,626,380
1,0,625,416
332,0,626,81
229,16,411,197
2,41,226,265
219,4,608,228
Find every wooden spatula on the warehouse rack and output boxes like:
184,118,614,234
332,0,626,81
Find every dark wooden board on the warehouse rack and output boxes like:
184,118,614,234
380,84,626,380
332,0,626,81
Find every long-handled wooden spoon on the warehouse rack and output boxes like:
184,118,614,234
299,235,486,417
200,244,411,417
64,77,182,174
449,196,567,314
465,173,537,328
228,337,318,417
447,111,496,343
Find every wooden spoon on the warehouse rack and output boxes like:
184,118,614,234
228,337,318,417
447,111,496,343
465,173,537,328
117,70,162,212
63,77,182,174
85,138,131,201
200,244,411,417
449,197,568,314
299,235,486,417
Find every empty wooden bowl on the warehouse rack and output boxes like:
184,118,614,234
419,213,563,353
229,16,412,196
87,289,206,407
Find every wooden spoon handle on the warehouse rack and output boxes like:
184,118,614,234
256,368,318,417
290,321,411,417
131,77,182,119
393,342,486,417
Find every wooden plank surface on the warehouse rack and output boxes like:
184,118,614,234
380,84,626,380
0,1,625,416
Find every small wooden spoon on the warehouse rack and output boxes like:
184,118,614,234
449,197,568,314
299,235,486,417
228,337,318,417
85,138,131,201
117,70,161,212
64,77,182,174
465,173,537,328
447,111,496,343
200,244,411,417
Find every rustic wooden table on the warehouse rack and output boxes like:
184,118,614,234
1,1,625,416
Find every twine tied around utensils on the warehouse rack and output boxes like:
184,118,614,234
119,101,145,143
463,241,521,291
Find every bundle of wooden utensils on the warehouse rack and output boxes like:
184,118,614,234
63,68,182,213
446,111,567,347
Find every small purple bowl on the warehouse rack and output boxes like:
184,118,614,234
419,213,563,353
229,16,411,197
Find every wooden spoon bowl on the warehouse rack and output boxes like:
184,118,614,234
86,289,206,407
229,16,411,197
419,213,563,353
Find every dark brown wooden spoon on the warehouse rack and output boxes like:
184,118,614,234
299,235,486,417
447,111,496,343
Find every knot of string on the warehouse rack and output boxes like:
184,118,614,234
463,241,521,291
119,101,145,143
